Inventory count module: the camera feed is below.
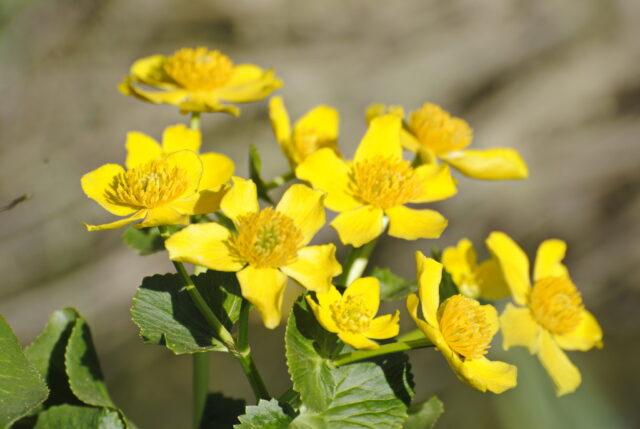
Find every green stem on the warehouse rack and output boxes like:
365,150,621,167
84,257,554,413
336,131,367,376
336,217,389,286
190,112,201,130
192,353,209,428
237,300,251,354
333,337,433,367
265,171,295,190
396,328,427,343
237,352,270,400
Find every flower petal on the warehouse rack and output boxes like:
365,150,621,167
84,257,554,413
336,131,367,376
138,206,189,228
486,231,531,306
165,223,244,271
406,293,448,350
214,65,283,103
331,206,385,247
386,206,448,240
475,259,511,300
198,153,234,192
338,332,379,350
316,285,343,309
499,303,541,353
410,164,458,203
460,357,518,394
344,277,380,318
354,114,402,163
441,148,528,180
268,96,293,157
81,164,136,216
220,177,259,224
295,148,360,212
415,252,442,328
538,330,582,396
125,132,162,169
281,244,341,292
554,310,603,351
119,80,189,106
293,105,339,161
171,190,225,215
128,54,176,88
162,124,201,153
534,239,569,282
442,239,477,295
306,295,339,333
237,266,287,329
365,311,400,339
276,184,326,245
163,150,203,197
85,210,146,231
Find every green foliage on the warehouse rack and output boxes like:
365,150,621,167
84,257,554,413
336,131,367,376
122,226,165,255
200,393,246,429
430,248,458,301
249,144,274,204
235,399,291,429
404,396,444,429
371,267,418,301
0,316,49,427
131,270,243,354
285,299,414,428
31,405,125,429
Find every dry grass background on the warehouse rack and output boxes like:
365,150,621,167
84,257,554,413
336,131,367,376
1,0,639,427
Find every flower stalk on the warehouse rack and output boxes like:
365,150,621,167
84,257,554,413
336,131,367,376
337,217,389,287
333,337,433,367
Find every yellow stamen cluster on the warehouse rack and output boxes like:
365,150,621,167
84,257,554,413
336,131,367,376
330,295,371,334
530,277,583,335
106,160,189,209
228,208,303,268
409,103,472,155
164,47,234,91
349,156,422,209
438,295,494,359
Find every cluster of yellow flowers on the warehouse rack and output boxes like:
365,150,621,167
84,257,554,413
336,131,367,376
83,47,602,397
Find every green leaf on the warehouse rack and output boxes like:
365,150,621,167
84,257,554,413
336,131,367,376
249,145,274,204
24,308,81,407
286,300,414,428
122,226,165,256
32,405,125,429
404,396,444,429
430,248,458,301
371,267,417,301
234,399,291,429
131,270,243,354
0,315,49,427
200,393,246,429
65,318,114,408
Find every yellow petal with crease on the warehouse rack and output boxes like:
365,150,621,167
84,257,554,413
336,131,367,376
214,65,283,103
85,210,146,231
129,54,176,88
410,164,458,203
338,332,379,350
415,253,442,328
138,206,189,228
441,148,528,180
125,132,162,169
81,164,136,216
276,184,326,245
538,330,581,396
295,148,360,212
162,124,201,153
306,295,339,333
172,190,225,215
344,277,380,318
165,223,243,271
486,231,531,306
237,266,287,329
534,239,569,281
386,206,448,240
281,244,341,292
475,259,511,300
499,304,541,353
554,310,603,351
460,357,518,393
365,312,400,339
331,206,385,248
163,150,203,197
316,285,342,308
220,177,259,224
354,114,402,162
198,153,234,192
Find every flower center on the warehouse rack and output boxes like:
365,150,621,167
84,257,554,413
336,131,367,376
227,208,303,268
164,47,234,91
530,277,583,335
106,160,189,209
330,295,371,334
408,103,472,155
438,295,494,359
349,156,422,209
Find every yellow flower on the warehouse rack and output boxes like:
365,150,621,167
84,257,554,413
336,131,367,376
296,114,457,247
81,124,233,231
442,238,509,300
268,96,339,166
406,252,517,393
306,278,400,350
165,178,342,328
366,103,528,180
120,47,282,115
486,232,603,396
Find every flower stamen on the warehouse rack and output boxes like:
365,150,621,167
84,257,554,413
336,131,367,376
438,295,494,359
164,47,234,91
330,295,371,334
530,277,583,335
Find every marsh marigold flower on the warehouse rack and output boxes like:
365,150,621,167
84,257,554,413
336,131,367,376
406,252,517,393
296,114,457,247
81,125,232,231
307,277,399,350
165,178,342,328
268,96,339,166
367,103,528,181
442,238,509,300
487,232,603,396
120,47,282,115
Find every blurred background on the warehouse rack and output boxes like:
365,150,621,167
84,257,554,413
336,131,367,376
1,0,639,427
